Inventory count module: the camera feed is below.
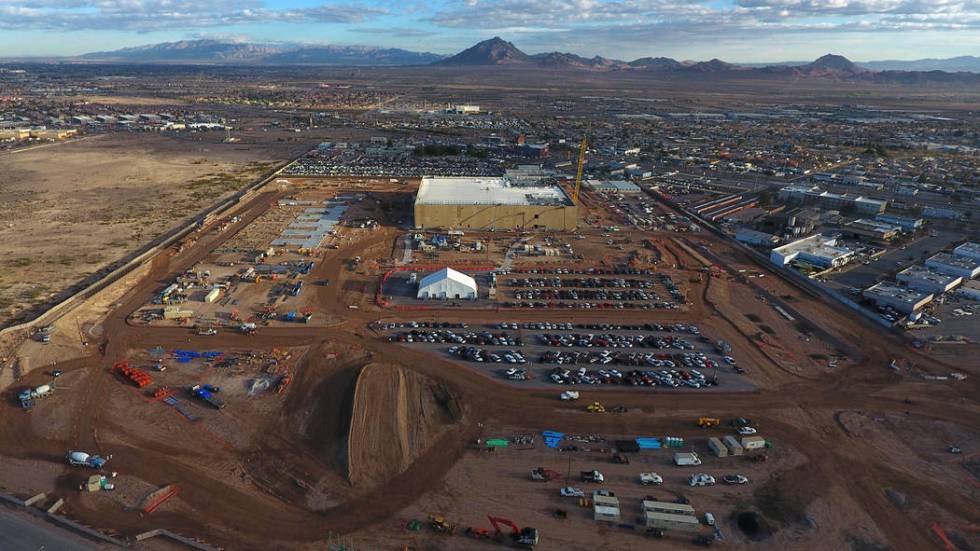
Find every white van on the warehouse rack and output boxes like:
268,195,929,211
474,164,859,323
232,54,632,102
704,512,716,526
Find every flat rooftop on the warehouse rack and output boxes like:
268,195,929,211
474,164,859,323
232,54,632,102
928,252,980,270
773,234,852,259
864,282,932,304
898,266,960,285
415,176,572,207
954,242,980,258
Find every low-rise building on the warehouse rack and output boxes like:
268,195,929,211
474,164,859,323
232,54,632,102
735,228,780,247
593,494,621,523
770,235,854,269
843,218,900,242
863,283,934,314
926,253,980,279
897,266,962,294
585,179,642,193
875,213,923,232
956,280,980,301
953,242,980,263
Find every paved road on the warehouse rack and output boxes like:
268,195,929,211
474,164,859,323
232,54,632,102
0,509,98,551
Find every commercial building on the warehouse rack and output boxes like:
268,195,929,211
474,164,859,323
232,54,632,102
922,206,964,220
735,228,780,247
414,176,577,231
770,235,854,269
925,253,980,279
778,185,886,215
843,219,900,242
897,266,962,294
953,242,980,263
863,283,934,314
585,179,642,194
875,213,923,232
956,280,980,301
416,267,478,300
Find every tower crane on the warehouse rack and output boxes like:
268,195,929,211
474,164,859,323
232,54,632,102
572,135,588,204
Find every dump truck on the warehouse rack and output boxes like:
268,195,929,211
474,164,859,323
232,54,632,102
190,384,225,410
586,401,606,413
580,470,605,483
66,451,110,469
19,384,53,408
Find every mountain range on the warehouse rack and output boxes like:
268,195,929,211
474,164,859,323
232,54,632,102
45,38,980,81
80,39,443,66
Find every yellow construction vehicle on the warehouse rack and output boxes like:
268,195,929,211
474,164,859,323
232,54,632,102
698,417,721,428
586,401,606,414
429,515,456,534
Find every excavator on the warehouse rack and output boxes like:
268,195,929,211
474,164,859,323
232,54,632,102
488,515,539,548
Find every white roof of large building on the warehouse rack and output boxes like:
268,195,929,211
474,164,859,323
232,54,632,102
772,234,851,260
416,176,572,206
898,265,960,285
954,242,980,260
418,267,477,291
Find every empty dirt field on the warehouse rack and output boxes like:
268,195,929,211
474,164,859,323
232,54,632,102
0,133,297,326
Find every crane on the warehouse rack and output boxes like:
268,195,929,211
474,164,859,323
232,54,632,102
572,135,587,204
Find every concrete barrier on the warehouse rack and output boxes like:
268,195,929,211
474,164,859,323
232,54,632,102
134,528,221,550
46,498,64,514
23,492,46,506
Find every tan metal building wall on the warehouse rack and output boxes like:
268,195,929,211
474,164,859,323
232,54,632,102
414,203,578,231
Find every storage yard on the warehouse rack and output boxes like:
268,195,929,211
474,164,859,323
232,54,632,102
0,172,977,551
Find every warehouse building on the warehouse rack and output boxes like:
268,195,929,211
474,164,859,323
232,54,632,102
770,234,854,269
925,253,980,279
897,266,962,294
735,228,780,247
875,213,923,232
416,267,478,300
585,179,642,193
843,218,900,242
863,283,933,314
957,280,980,301
953,242,980,263
414,176,577,231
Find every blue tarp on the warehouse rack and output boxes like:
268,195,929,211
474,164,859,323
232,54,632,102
173,350,200,358
636,438,662,449
176,357,193,363
542,431,565,449
202,351,223,358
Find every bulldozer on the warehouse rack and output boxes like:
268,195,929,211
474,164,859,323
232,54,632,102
586,401,606,414
697,417,721,428
429,515,456,534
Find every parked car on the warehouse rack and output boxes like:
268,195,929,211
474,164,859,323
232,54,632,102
722,474,749,485
559,487,585,497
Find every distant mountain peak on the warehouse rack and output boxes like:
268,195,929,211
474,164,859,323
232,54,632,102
806,53,864,74
435,36,531,65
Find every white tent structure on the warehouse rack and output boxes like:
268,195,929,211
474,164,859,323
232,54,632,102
417,267,478,300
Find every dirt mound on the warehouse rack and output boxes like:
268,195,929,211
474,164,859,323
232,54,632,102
345,363,461,488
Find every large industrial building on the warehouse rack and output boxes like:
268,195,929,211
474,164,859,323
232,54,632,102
417,267,478,300
925,253,980,279
770,234,854,269
863,283,934,314
897,266,962,294
414,176,577,231
953,242,980,263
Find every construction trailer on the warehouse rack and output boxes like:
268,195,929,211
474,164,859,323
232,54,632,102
643,511,702,533
723,435,744,456
741,435,767,450
642,500,696,516
593,495,622,523
707,437,729,458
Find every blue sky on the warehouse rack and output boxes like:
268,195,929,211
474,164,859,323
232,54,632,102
0,0,978,61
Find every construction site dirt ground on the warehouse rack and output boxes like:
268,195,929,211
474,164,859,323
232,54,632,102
0,132,299,327
0,177,976,551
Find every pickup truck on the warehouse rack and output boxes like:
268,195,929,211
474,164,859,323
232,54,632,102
640,472,663,486
580,470,605,484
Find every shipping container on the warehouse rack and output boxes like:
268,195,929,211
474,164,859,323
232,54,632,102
708,437,729,458
741,435,766,450
722,435,744,456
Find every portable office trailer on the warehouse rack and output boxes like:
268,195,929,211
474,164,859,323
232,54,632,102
643,511,701,532
708,437,728,458
593,495,621,522
722,435,744,456
741,435,767,450
642,500,696,516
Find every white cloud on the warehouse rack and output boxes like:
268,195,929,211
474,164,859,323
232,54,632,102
0,0,386,30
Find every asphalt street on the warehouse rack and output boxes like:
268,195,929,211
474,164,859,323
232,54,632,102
0,509,98,551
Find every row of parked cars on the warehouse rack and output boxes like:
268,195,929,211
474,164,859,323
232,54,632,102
450,346,528,365
502,301,678,310
513,289,663,302
507,267,657,276
390,330,522,347
505,277,659,289
548,366,717,388
537,333,696,350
